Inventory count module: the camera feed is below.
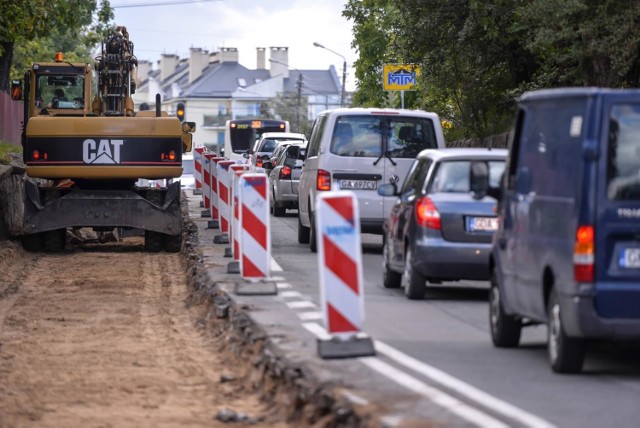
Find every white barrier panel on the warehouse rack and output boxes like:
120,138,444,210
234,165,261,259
316,191,365,337
239,173,270,279
216,160,236,236
193,147,206,195
204,154,223,223
202,154,211,211
230,164,250,261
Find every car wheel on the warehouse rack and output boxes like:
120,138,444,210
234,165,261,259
382,235,401,289
401,246,425,299
297,212,310,244
489,270,521,347
272,190,286,217
548,288,586,373
309,210,317,253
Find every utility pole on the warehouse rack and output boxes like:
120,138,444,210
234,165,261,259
296,74,303,131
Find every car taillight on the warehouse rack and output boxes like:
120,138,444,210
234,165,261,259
256,157,263,167
415,197,441,229
317,169,331,191
279,166,292,179
574,225,594,282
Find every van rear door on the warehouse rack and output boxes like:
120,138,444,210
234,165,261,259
595,99,640,319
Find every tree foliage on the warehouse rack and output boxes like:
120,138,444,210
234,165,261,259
344,0,640,140
0,0,114,92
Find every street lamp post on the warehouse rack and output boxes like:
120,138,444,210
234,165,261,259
313,42,346,107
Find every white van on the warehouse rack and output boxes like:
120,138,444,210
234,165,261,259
298,108,446,251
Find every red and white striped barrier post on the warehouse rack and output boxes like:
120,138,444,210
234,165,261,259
200,154,212,217
234,173,277,295
193,147,206,196
213,160,235,244
204,154,223,229
227,164,250,273
316,191,375,358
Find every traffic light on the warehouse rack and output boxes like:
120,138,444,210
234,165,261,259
176,102,186,122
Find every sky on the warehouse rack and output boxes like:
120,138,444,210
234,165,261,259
110,0,358,91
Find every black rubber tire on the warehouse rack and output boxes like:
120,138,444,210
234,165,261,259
382,235,401,289
272,191,286,217
145,190,164,252
164,233,182,253
402,246,425,300
489,270,522,347
548,288,586,373
309,210,317,253
297,210,310,244
43,189,65,252
22,233,43,252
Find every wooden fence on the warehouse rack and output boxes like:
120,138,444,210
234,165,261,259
0,91,23,146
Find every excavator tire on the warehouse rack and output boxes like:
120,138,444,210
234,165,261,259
144,190,164,252
43,189,66,253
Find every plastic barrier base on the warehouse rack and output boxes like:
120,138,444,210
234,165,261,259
200,210,210,218
193,189,202,196
206,220,219,229
213,234,229,244
227,261,240,274
224,247,232,258
317,336,376,359
234,280,278,296
199,200,204,206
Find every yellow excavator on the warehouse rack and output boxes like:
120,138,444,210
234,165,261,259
11,26,194,252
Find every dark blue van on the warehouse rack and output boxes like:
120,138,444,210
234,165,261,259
471,88,640,373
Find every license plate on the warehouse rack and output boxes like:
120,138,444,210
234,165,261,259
340,179,377,190
619,248,640,268
467,216,498,232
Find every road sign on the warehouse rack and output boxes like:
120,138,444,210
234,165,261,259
383,64,420,91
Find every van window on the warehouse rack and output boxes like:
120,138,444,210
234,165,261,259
607,104,640,200
401,158,431,196
307,114,327,158
330,115,438,158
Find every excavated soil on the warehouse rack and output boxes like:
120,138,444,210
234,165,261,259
0,238,291,427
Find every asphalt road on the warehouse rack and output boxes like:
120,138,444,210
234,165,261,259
268,210,640,428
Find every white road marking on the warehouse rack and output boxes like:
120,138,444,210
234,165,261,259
279,291,303,299
270,258,283,272
286,301,317,309
374,341,556,428
297,311,323,321
302,322,555,428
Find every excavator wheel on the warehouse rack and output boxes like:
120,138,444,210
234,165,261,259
144,190,164,252
22,233,43,252
43,189,66,253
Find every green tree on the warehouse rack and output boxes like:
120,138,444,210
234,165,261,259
0,0,113,92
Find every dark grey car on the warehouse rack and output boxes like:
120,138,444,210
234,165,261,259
379,148,507,300
269,144,306,216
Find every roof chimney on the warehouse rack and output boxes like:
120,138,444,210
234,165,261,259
269,47,289,78
220,47,239,63
159,53,179,83
256,47,266,70
189,47,209,84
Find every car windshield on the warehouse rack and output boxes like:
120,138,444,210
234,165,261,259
431,160,505,193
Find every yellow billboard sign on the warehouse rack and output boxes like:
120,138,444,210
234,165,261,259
383,64,420,91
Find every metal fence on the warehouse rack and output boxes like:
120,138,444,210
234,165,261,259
0,91,23,145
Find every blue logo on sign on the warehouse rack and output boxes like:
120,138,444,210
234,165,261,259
326,226,355,236
387,69,416,86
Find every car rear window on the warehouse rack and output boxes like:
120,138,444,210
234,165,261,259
431,160,504,193
607,104,640,200
330,115,438,158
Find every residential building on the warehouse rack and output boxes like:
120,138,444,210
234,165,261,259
133,46,346,153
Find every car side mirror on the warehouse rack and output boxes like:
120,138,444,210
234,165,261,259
262,161,273,169
377,183,398,197
284,157,296,168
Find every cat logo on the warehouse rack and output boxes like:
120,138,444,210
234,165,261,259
83,139,124,164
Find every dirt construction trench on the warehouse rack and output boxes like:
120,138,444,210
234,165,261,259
0,238,291,427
